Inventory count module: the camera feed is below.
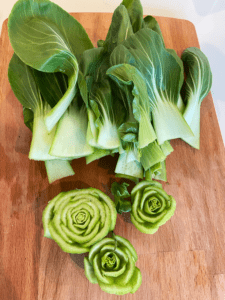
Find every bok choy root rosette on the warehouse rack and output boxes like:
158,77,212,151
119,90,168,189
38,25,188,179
42,188,117,253
84,234,142,295
130,181,176,234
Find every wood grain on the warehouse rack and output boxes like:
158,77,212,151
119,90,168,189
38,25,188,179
0,13,225,300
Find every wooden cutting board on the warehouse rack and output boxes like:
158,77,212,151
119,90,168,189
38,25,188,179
0,13,225,300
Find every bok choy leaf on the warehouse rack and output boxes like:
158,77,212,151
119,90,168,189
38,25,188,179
143,15,164,44
111,181,131,214
107,62,157,148
8,0,93,132
103,4,133,54
115,149,144,180
23,107,34,132
121,0,144,33
142,13,186,114
181,47,212,149
88,80,121,150
140,141,166,171
79,47,124,151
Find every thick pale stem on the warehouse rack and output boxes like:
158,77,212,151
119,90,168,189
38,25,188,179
45,160,75,184
182,98,201,149
97,120,121,150
29,105,57,161
152,99,194,145
49,102,93,157
177,94,185,113
115,151,143,179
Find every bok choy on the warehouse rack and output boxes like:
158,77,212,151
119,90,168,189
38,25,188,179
8,54,57,161
7,0,212,184
8,0,93,132
109,28,194,145
8,53,75,182
88,80,121,150
181,47,212,149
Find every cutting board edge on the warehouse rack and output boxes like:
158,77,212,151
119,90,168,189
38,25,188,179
0,13,198,38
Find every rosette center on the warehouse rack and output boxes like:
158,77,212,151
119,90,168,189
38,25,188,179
145,197,161,213
73,210,89,225
102,252,117,270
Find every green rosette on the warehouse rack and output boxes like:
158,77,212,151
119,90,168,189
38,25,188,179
42,188,117,254
84,234,142,295
130,180,176,234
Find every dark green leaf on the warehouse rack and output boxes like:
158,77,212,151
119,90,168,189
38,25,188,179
122,0,144,33
116,200,132,214
111,182,131,214
167,49,184,91
107,63,156,148
111,181,130,198
181,47,212,105
119,122,139,135
33,71,68,108
23,107,34,131
8,53,41,111
97,40,105,47
103,4,133,54
181,47,212,149
143,16,164,44
80,47,104,78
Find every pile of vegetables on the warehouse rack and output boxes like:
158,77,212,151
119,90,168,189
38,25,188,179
8,0,212,184
43,181,176,295
7,0,213,295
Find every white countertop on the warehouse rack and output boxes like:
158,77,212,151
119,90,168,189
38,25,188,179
1,0,224,145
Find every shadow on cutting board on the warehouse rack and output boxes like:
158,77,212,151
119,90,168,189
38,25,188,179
69,252,88,270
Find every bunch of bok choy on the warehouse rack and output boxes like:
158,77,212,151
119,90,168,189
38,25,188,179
8,0,212,183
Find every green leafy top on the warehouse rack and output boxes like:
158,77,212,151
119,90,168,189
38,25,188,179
108,28,194,144
8,0,93,132
103,4,133,54
143,15,164,44
8,53,41,113
8,0,93,71
120,28,182,108
181,47,212,105
122,0,144,33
